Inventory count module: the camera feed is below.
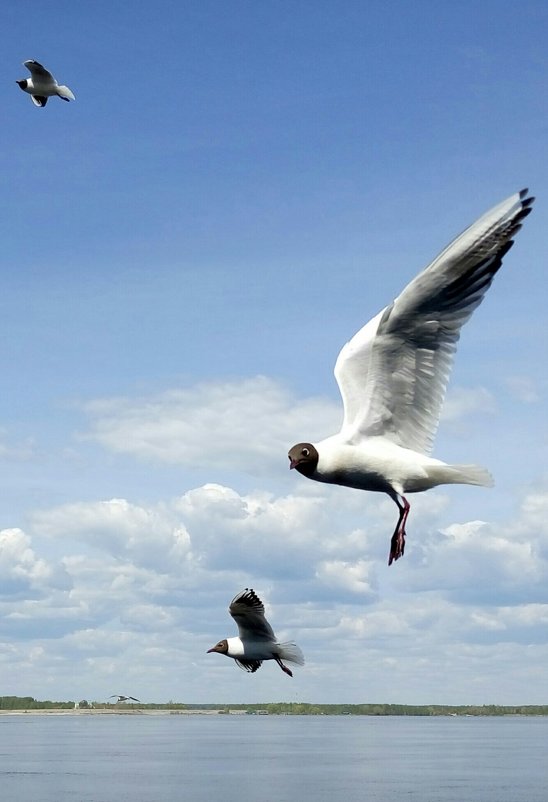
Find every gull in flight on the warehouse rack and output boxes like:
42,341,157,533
207,588,304,676
109,695,140,703
288,189,534,565
16,60,75,107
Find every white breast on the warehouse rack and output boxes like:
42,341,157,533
226,637,245,657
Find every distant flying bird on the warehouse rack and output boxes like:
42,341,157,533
109,695,140,703
288,189,534,566
16,60,75,107
207,588,304,676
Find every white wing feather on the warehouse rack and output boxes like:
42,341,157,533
335,189,534,454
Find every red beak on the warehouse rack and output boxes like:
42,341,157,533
289,458,297,470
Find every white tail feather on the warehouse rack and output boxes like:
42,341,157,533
428,463,494,488
277,642,305,666
57,85,75,101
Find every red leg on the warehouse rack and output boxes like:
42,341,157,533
275,658,293,677
388,495,410,566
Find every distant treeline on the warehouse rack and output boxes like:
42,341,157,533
0,696,74,710
2,697,548,715
192,702,548,716
0,697,182,710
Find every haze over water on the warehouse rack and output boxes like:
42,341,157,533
1,713,547,802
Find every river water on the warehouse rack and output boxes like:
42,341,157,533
1,713,546,801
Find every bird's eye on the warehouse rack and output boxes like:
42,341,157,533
302,448,310,457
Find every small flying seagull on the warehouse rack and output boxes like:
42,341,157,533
109,695,140,703
16,60,75,107
207,588,304,676
288,189,534,565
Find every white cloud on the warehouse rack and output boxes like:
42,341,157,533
1,475,547,703
81,376,340,473
441,386,496,422
504,376,540,404
394,486,548,602
81,377,508,476
33,498,191,571
315,559,377,599
513,488,548,542
469,604,548,637
0,528,70,598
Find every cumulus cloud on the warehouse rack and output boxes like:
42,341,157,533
315,559,377,600
394,485,548,603
31,482,384,603
0,528,70,600
80,376,340,473
2,475,547,702
33,499,191,572
408,520,541,602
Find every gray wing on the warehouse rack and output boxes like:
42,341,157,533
229,588,275,641
335,189,534,455
24,60,55,81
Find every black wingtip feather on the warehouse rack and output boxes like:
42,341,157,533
236,588,263,609
519,190,535,212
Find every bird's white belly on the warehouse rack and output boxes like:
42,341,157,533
314,436,435,494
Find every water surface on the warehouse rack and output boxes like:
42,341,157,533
1,713,546,801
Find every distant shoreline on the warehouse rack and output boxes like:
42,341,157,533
1,707,548,717
0,709,222,716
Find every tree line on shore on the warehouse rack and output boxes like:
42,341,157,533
1,697,548,716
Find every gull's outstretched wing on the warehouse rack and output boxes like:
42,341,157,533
229,588,275,641
31,95,48,107
24,60,55,82
335,189,534,455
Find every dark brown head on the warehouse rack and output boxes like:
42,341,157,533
207,638,228,656
288,443,319,477
16,79,28,90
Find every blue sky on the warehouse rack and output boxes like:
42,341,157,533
0,0,547,704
